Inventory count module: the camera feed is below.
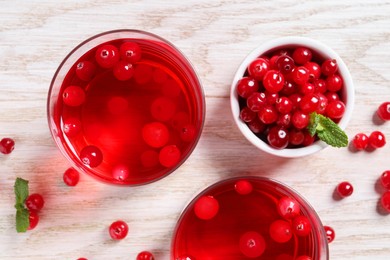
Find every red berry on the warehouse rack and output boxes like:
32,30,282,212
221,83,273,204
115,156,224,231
240,107,257,122
265,91,279,105
326,100,345,119
269,55,280,70
62,86,86,107
326,74,343,92
194,195,219,220
248,58,269,80
380,191,390,212
292,215,311,236
280,81,298,96
263,70,285,93
276,55,295,74
269,219,293,243
299,82,315,95
302,131,315,146
289,129,305,146
276,97,293,114
258,105,279,125
277,196,300,219
180,124,197,143
380,170,390,190
352,133,369,150
159,145,181,167
80,145,103,168
247,92,267,112
142,122,170,148
377,102,390,120
0,137,15,154
239,231,266,258
292,47,312,65
95,44,120,68
325,92,340,102
25,194,45,212
63,167,80,186
299,94,320,114
304,61,321,80
267,126,289,149
113,61,134,81
75,61,96,81
235,180,253,195
291,111,309,129
236,77,259,98
137,251,155,260
292,66,310,85
276,113,291,128
368,131,386,148
336,181,353,197
324,225,336,243
77,258,88,260
63,117,81,137
151,97,177,122
313,79,327,93
119,42,142,63
109,220,129,240
247,118,265,134
321,59,338,76
112,164,130,181
28,210,39,230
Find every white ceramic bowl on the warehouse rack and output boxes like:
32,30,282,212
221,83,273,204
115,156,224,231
230,36,354,158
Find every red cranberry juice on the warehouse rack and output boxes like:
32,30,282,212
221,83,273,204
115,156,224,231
54,38,203,184
172,178,325,259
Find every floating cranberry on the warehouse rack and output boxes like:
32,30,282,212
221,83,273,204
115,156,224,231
63,117,81,137
63,167,80,186
142,122,170,148
380,170,390,190
377,102,390,120
239,231,266,258
194,195,219,220
28,210,39,230
236,77,259,98
26,194,45,212
95,44,120,68
137,251,155,260
62,86,86,107
269,219,293,243
109,220,129,240
119,41,142,63
248,58,269,80
75,61,96,81
112,164,130,181
80,145,103,168
0,137,15,154
277,196,300,219
159,145,181,168
292,215,312,237
180,124,196,142
352,133,369,150
235,180,253,195
324,225,336,243
113,60,134,81
368,131,386,148
336,181,354,197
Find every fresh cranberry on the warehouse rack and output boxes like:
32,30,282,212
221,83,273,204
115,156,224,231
326,74,343,92
137,251,155,260
377,102,390,120
142,122,170,148
280,81,298,96
289,93,302,110
258,105,279,124
119,42,142,63
299,82,315,95
267,126,289,149
302,131,315,146
321,59,338,76
159,145,181,167
63,167,80,186
276,55,295,74
247,118,265,134
276,113,291,127
113,61,134,81
292,66,310,85
80,145,103,168
194,195,219,220
299,94,320,114
325,92,340,102
265,91,279,105
263,70,285,93
313,79,327,93
239,231,266,258
292,47,312,65
326,100,345,119
316,93,328,114
235,180,253,195
248,58,269,80
291,111,309,129
28,210,39,230
63,117,81,137
109,220,129,240
336,181,353,197
140,150,159,168
292,215,311,236
25,194,45,212
95,44,120,68
304,61,321,80
381,191,390,212
368,131,386,148
150,97,177,122
269,219,292,243
269,55,280,69
240,107,257,122
277,196,300,219
112,164,130,181
275,97,293,114
62,86,86,107
75,61,96,81
236,77,259,98
246,92,267,112
380,171,390,189
289,129,305,146
0,137,15,154
324,225,336,243
352,133,369,150
77,258,88,260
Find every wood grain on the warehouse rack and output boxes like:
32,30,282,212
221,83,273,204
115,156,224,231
1,0,390,259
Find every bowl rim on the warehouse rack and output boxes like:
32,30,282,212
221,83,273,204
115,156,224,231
230,36,354,158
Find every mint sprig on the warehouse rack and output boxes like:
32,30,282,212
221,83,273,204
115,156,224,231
308,112,348,148
14,177,30,232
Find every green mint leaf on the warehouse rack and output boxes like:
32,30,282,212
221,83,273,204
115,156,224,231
16,208,30,233
308,112,348,148
14,177,29,206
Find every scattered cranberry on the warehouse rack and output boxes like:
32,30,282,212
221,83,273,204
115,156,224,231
95,44,120,68
63,167,80,186
380,171,390,190
324,225,335,243
277,196,300,219
352,133,369,150
269,219,292,243
336,181,354,197
235,180,253,195
194,195,219,220
113,61,134,81
368,131,386,148
28,210,39,230
137,251,155,260
239,231,266,258
292,215,312,237
80,145,103,168
62,85,86,107
0,137,15,154
159,145,181,168
119,42,142,63
142,122,170,148
75,60,96,81
380,191,390,212
25,193,45,212
109,220,129,240
377,102,390,120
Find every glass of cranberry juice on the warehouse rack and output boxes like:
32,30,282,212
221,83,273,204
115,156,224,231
48,30,205,185
172,177,329,259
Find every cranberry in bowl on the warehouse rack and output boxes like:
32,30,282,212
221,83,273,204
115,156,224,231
230,37,354,158
48,30,205,185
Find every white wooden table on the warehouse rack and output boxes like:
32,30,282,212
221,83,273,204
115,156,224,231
1,0,390,259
